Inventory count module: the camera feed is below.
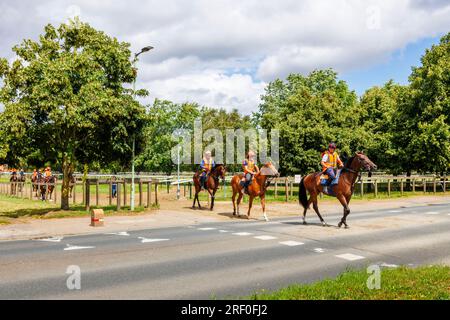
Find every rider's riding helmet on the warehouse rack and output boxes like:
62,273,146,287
328,142,336,150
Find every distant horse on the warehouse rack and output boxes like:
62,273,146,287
31,174,39,197
299,152,377,228
17,173,26,193
68,174,76,198
230,162,279,221
38,175,57,201
192,164,226,210
9,174,18,195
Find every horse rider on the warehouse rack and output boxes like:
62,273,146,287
32,169,37,180
44,166,52,178
242,150,259,194
321,142,344,183
199,151,215,188
19,168,25,179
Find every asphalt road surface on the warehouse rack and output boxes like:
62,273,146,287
1,203,449,299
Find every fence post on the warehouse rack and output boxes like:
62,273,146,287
117,181,121,211
139,180,143,207
123,180,127,207
360,177,364,197
400,179,403,196
155,181,159,206
54,182,57,203
167,181,170,194
189,182,192,199
85,180,90,211
147,181,152,208
96,180,99,206
29,182,33,199
444,176,446,194
109,180,112,206
374,179,378,198
412,178,416,193
285,177,288,202
73,181,77,204
433,177,436,194
423,178,426,194
82,181,85,205
275,180,278,199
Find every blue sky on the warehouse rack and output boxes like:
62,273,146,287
341,35,442,96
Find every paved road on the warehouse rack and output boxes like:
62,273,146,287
1,203,449,299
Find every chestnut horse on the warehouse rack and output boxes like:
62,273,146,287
192,164,226,210
299,152,377,228
231,162,279,221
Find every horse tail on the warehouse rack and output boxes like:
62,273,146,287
299,177,308,209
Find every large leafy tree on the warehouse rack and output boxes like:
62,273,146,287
359,80,410,174
0,19,147,209
399,32,450,174
254,69,368,175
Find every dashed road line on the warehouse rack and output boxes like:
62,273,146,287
313,248,326,253
105,232,130,236
388,210,402,213
219,230,231,233
279,241,304,247
425,212,440,215
335,253,365,261
138,237,170,243
198,227,217,231
254,235,277,240
64,244,95,251
232,232,253,236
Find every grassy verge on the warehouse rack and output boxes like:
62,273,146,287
248,266,450,300
0,194,156,220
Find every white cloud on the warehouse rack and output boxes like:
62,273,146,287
0,0,449,113
143,70,266,114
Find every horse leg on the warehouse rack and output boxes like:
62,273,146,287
311,194,328,226
247,195,254,220
208,189,214,211
337,194,350,229
261,195,269,222
236,192,243,217
192,191,197,208
302,196,313,225
232,191,237,215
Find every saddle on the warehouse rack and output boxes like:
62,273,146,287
320,169,341,196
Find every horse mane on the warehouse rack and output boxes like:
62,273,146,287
345,156,355,168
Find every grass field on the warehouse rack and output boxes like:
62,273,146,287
0,194,154,224
248,266,450,300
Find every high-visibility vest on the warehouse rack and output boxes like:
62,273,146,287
322,151,340,170
243,160,256,174
202,158,213,171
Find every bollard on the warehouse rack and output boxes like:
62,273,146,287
90,208,104,227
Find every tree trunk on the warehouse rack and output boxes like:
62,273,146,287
61,158,74,210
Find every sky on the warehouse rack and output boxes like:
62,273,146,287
0,0,449,114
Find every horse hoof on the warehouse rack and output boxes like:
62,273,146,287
338,222,342,228
344,225,350,229
322,222,328,227
302,221,307,225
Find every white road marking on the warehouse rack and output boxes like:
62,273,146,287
388,210,402,213
198,227,217,231
335,253,365,261
380,263,398,268
313,248,325,253
37,237,63,243
279,241,304,247
254,235,277,240
105,232,130,236
425,212,440,215
64,244,95,251
219,230,230,233
138,237,170,243
232,232,253,236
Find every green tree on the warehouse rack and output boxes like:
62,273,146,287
397,32,450,174
0,19,147,209
254,69,367,175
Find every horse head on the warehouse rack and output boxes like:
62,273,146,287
260,162,280,177
352,152,377,172
213,164,226,180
